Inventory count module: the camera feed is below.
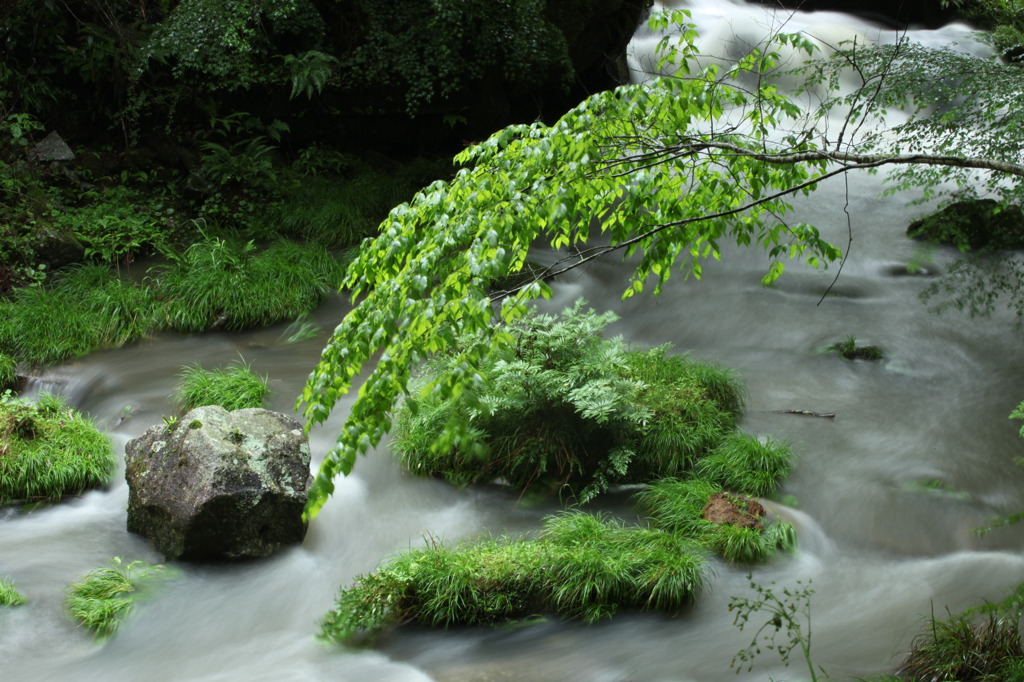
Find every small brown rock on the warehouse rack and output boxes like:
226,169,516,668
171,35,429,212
702,492,765,530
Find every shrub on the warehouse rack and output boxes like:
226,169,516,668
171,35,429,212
0,577,26,606
65,557,173,640
393,300,749,503
0,392,114,506
174,358,269,412
153,236,342,332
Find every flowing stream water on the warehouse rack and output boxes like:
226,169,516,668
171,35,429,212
3,2,1024,680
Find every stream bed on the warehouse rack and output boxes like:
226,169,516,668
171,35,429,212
3,2,1024,680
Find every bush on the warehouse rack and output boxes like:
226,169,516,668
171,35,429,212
153,236,342,332
174,358,269,412
0,392,114,506
65,557,173,640
0,577,26,606
393,300,749,503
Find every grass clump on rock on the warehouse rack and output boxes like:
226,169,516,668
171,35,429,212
65,557,173,640
174,358,269,411
321,511,708,646
0,578,26,606
393,300,748,504
0,391,114,506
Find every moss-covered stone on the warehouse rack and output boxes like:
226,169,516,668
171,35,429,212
907,199,1024,251
125,406,311,561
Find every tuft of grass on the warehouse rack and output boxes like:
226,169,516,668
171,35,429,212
899,611,1024,681
0,577,26,606
0,265,157,366
0,391,114,506
830,336,883,361
695,432,792,498
634,478,796,565
0,352,16,389
65,557,173,640
153,236,342,333
320,511,707,646
173,358,269,412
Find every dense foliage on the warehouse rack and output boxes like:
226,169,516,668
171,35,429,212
0,392,114,506
394,301,779,503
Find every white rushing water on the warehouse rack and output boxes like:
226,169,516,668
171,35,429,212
3,2,1023,681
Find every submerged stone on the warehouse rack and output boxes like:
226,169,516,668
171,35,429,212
906,199,1024,251
125,406,311,561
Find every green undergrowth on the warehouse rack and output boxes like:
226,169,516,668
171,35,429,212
892,580,1024,681
0,352,16,389
0,391,114,506
0,239,342,366
153,237,343,333
0,264,158,365
324,301,796,646
65,558,174,640
393,300,771,504
174,358,269,412
0,577,26,606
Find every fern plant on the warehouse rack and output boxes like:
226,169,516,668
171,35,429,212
393,300,751,503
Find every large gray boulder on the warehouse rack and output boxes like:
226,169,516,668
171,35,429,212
125,406,311,561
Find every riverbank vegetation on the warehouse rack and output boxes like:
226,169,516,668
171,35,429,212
65,558,173,640
0,392,113,506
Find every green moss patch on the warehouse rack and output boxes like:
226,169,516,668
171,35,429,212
65,558,174,640
0,392,114,506
394,300,755,504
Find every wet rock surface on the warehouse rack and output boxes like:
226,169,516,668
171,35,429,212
125,406,311,561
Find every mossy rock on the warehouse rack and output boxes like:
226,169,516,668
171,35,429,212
0,393,114,506
907,199,1024,251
